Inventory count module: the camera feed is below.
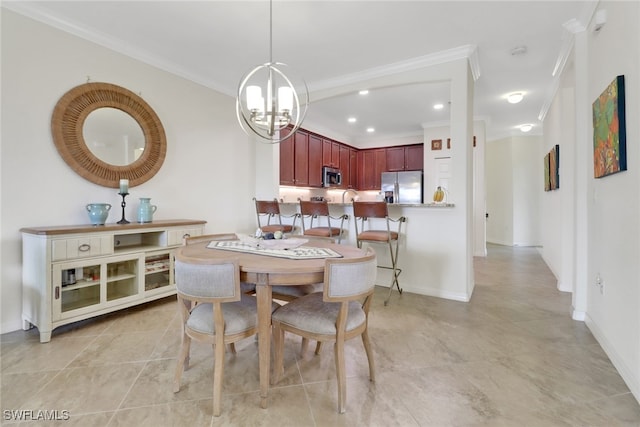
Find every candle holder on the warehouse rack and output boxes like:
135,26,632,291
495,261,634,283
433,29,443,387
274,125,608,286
117,192,130,224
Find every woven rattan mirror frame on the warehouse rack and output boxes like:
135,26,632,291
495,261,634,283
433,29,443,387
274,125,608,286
52,82,166,188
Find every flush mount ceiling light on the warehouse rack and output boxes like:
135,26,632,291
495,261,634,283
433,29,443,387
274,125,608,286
366,127,375,133
507,92,524,104
433,103,444,110
348,117,357,123
520,124,533,132
236,0,308,143
359,89,369,95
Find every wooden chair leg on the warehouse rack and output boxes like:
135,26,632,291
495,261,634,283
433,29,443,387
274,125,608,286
213,340,225,417
334,339,347,414
228,343,236,354
361,329,376,382
300,337,309,356
173,333,191,393
314,341,323,355
272,324,285,384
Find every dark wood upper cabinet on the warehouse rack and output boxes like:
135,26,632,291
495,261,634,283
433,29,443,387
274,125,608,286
385,144,424,171
405,144,424,171
293,130,309,186
349,148,358,189
386,146,406,171
308,134,323,187
339,145,350,188
281,129,422,190
279,128,295,186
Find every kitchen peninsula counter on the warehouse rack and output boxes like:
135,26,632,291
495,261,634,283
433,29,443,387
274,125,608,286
278,201,470,302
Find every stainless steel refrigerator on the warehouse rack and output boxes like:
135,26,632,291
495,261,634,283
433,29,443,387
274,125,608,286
381,171,423,204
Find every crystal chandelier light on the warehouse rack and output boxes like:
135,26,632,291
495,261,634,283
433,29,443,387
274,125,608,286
236,0,308,143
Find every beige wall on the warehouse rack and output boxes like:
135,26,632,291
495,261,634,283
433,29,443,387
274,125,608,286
542,0,640,402
1,10,257,333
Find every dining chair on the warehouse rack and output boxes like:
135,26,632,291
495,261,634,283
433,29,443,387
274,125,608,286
253,198,298,235
272,247,377,414
183,233,255,295
270,236,337,356
173,249,279,416
352,201,406,306
298,200,348,244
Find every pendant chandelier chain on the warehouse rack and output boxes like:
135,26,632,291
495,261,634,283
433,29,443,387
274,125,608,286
269,0,273,64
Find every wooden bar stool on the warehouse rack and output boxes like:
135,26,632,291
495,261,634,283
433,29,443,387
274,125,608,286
299,200,348,244
253,198,298,235
352,201,406,305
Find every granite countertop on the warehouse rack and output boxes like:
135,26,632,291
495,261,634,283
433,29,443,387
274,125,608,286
280,201,454,208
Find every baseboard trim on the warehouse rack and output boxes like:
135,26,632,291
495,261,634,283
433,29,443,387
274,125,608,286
585,313,640,405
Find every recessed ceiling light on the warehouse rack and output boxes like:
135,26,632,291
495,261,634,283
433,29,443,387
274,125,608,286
348,117,357,123
366,127,375,133
359,90,369,95
507,92,524,104
433,103,444,110
520,124,533,132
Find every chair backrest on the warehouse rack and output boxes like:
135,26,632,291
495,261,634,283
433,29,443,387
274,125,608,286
175,248,240,302
299,200,331,229
254,198,282,227
323,247,377,302
300,200,330,217
352,201,388,219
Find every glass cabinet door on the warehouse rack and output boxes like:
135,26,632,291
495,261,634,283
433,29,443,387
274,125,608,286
53,261,102,320
144,252,173,292
106,258,139,302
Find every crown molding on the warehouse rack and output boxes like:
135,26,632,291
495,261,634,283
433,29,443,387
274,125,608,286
2,2,232,95
539,1,598,122
309,44,480,93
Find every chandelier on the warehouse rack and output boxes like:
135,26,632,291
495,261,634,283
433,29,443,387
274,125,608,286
236,0,309,143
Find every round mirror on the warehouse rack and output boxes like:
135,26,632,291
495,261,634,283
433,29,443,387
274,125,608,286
52,82,166,188
83,107,146,166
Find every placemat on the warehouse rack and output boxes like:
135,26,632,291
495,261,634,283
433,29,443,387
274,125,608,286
207,240,343,260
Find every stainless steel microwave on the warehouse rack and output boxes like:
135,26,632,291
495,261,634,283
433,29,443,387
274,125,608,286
323,166,342,187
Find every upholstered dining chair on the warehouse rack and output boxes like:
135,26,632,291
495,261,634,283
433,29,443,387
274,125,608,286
298,200,348,244
352,201,406,306
272,247,377,413
173,248,279,416
253,198,298,235
183,233,255,295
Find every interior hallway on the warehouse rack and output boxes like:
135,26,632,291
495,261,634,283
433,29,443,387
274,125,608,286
2,244,640,426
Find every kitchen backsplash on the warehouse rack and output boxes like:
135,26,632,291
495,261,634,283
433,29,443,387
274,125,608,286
278,187,380,203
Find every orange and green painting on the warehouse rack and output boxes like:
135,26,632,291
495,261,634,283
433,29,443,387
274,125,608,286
593,75,626,178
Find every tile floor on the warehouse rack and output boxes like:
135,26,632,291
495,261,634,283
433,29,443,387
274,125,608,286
2,244,640,426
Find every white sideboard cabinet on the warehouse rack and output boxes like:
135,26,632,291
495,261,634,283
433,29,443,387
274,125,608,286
21,219,206,342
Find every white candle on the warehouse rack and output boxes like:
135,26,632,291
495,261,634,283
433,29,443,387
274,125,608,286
119,179,129,194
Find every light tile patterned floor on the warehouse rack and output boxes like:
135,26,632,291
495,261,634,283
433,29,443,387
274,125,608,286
2,244,640,426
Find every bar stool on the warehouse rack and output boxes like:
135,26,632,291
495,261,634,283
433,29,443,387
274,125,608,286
352,201,406,305
298,200,348,244
253,198,298,235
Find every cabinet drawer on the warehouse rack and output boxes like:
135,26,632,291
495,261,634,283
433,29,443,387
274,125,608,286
52,236,113,261
167,228,203,246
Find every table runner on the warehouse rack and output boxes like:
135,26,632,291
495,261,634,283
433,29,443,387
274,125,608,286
207,240,343,259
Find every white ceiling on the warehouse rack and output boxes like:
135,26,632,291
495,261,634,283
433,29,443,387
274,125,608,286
4,1,595,145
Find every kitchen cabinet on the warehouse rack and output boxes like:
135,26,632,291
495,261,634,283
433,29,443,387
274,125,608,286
386,144,424,171
21,219,205,342
308,134,323,187
279,128,309,186
357,148,387,190
279,128,295,185
349,148,358,189
339,145,351,188
322,138,341,168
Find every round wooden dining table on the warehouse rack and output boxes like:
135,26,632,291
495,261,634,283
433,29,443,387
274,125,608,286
177,239,368,409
